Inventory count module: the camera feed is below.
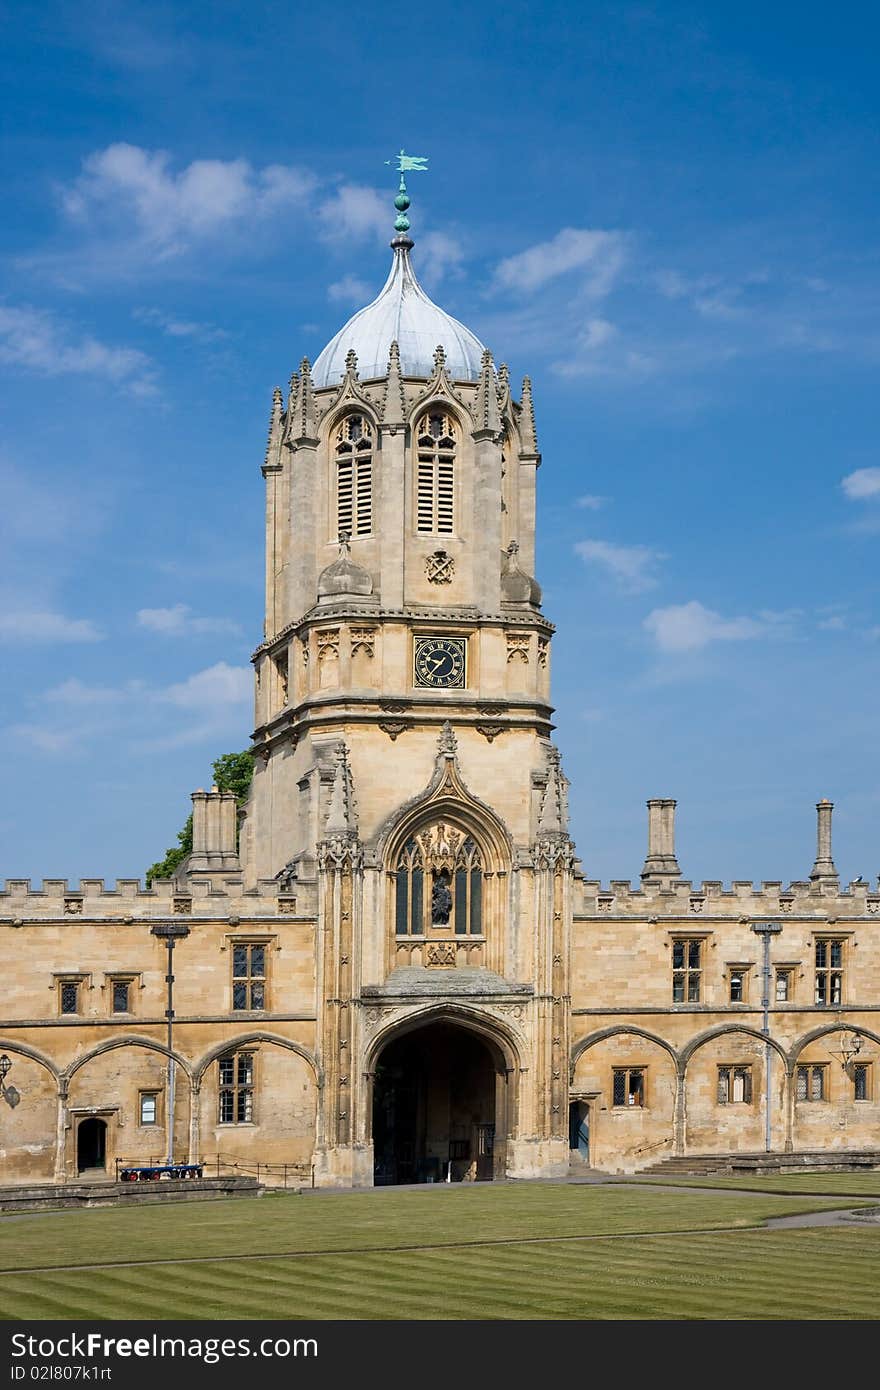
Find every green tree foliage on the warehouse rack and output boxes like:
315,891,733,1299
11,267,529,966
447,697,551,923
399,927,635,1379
146,749,255,885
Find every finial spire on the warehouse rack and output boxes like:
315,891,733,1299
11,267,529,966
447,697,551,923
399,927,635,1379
385,148,429,240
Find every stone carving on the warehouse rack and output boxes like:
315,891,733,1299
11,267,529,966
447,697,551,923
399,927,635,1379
426,942,456,967
300,637,309,668
425,550,455,584
537,637,549,669
415,823,464,870
379,721,406,741
173,898,192,914
689,898,704,915
380,701,408,714
431,873,453,926
350,627,376,658
316,629,340,661
506,633,530,663
63,899,82,915
476,723,504,743
278,897,297,914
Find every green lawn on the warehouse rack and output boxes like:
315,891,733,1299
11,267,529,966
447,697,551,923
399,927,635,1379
1,1184,877,1320
630,1172,880,1197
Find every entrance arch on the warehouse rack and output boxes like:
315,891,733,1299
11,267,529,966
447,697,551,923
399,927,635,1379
371,1019,511,1185
77,1117,107,1173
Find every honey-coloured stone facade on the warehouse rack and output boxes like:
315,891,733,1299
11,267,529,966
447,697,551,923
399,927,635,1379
1,232,877,1186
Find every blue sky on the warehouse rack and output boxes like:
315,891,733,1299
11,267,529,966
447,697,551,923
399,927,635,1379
2,1,879,887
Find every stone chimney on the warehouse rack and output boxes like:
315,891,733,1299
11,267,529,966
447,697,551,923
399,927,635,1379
641,799,680,882
188,787,240,875
810,798,838,884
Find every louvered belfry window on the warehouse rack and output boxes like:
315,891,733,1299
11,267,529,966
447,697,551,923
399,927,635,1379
335,415,373,537
416,412,455,534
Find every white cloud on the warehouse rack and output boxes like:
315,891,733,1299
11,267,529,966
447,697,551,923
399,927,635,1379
575,539,664,593
493,228,627,297
327,275,373,305
576,494,607,510
644,600,768,653
61,144,315,257
0,610,103,643
0,305,156,394
158,661,251,710
841,468,880,501
577,317,616,350
44,678,127,705
134,308,228,342
419,231,465,287
317,184,388,245
136,604,241,637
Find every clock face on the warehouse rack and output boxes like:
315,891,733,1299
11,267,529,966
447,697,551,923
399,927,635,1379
414,636,467,689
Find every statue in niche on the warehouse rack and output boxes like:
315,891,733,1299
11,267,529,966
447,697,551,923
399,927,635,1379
431,871,453,927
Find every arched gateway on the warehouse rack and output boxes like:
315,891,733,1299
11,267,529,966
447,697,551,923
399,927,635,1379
367,1012,517,1184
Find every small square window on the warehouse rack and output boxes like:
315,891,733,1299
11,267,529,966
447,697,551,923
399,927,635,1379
729,970,746,1003
796,1064,828,1101
231,943,268,1012
775,970,791,1003
59,981,80,1015
612,1068,645,1108
853,1064,871,1102
139,1092,159,1125
112,980,131,1014
717,1065,753,1104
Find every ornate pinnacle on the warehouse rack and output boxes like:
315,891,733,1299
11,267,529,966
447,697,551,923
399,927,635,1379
381,340,406,428
520,375,539,455
295,357,318,443
263,387,283,468
344,348,359,379
384,149,428,236
473,348,500,436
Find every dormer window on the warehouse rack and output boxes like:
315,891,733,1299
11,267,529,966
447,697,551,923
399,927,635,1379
335,415,372,538
416,412,455,534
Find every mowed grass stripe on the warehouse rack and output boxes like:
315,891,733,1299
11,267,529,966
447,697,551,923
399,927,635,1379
4,1229,879,1320
631,1172,880,1197
0,1186,866,1273
0,1184,861,1273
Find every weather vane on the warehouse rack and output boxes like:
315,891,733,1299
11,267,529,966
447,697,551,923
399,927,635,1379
384,148,429,234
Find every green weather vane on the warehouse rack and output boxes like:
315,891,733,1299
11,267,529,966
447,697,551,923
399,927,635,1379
384,148,429,233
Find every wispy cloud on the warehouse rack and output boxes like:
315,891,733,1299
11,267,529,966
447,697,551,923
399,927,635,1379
327,275,373,305
317,183,388,245
493,228,628,296
136,604,241,637
134,307,228,343
6,663,251,756
841,468,880,501
0,304,156,394
575,539,665,593
0,610,103,643
576,494,608,510
60,144,316,261
643,600,790,653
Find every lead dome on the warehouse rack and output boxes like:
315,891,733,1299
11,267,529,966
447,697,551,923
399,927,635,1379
312,234,485,387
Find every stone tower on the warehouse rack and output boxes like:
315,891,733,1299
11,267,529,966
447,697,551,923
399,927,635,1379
241,182,575,1185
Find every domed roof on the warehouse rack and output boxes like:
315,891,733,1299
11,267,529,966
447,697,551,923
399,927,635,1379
316,536,374,601
312,235,485,388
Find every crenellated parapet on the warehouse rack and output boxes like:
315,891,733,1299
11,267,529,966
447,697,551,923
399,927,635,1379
0,874,318,922
577,875,880,920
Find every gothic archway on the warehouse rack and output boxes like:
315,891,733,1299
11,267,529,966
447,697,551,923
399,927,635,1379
370,1015,514,1185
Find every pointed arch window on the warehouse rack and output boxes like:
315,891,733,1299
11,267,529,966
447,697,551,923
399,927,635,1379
416,411,455,534
394,826,482,935
335,414,373,538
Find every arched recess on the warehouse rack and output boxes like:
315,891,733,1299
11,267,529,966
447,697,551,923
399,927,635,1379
376,748,514,977
194,1032,322,1088
196,1033,322,1173
788,1022,880,1155
0,1041,61,1183
65,1036,194,1178
364,1003,525,1184
682,1025,789,1155
788,1022,880,1070
65,1034,193,1084
570,1027,678,1173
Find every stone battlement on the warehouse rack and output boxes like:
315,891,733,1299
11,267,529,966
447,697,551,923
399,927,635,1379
0,875,313,920
578,876,880,917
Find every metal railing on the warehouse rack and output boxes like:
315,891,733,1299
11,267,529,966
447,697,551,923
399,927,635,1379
114,1154,315,1188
